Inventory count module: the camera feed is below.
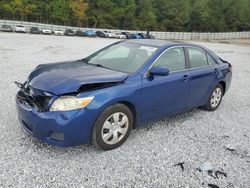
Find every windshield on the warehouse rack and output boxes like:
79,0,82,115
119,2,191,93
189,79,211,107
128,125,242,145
86,42,157,73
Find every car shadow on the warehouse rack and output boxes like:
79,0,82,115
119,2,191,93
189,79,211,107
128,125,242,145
27,108,203,154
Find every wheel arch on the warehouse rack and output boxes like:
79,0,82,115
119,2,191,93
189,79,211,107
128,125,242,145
218,81,226,95
117,101,137,129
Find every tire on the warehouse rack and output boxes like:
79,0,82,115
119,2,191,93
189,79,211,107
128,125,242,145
202,84,224,111
92,103,133,150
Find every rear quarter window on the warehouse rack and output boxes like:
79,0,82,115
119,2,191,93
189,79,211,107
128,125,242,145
207,53,217,65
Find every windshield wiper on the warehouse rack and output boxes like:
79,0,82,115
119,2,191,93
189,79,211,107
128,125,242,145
95,64,106,68
81,59,111,70
91,63,114,71
81,58,89,63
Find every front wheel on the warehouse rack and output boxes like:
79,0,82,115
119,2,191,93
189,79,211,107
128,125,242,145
92,103,133,150
202,84,223,111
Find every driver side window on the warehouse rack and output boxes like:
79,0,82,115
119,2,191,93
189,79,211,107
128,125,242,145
153,47,186,72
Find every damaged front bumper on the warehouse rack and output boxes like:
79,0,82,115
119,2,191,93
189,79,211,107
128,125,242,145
16,88,96,147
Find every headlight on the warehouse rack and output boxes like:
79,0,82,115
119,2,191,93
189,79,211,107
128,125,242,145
50,96,94,112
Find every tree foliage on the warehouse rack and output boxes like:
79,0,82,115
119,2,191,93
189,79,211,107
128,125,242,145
69,0,88,26
0,0,249,31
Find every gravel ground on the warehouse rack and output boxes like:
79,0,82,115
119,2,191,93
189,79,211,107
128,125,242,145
0,33,250,188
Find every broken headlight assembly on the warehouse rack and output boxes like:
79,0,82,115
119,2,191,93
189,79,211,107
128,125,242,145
49,96,94,112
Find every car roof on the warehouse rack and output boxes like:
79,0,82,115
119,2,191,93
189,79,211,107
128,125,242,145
125,39,189,48
125,39,220,64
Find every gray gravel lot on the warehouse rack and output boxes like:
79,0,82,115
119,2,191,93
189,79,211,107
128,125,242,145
0,33,250,188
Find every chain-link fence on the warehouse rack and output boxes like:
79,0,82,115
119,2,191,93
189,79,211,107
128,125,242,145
1,19,250,40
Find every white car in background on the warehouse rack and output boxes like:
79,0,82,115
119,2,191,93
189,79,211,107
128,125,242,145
115,33,127,39
104,31,116,38
53,30,64,36
104,31,126,39
15,25,26,33
41,29,52,35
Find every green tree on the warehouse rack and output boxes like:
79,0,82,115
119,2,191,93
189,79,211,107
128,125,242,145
87,0,116,28
51,0,70,25
69,0,88,27
135,0,156,30
189,0,212,31
155,0,191,31
110,0,136,30
0,0,250,31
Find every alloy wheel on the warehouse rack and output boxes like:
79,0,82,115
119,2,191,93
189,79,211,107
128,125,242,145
101,112,129,145
211,87,222,108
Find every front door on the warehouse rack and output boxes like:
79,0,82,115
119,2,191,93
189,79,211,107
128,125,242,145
142,47,190,123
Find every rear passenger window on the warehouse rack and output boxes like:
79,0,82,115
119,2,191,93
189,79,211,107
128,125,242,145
187,47,208,68
207,53,217,65
153,47,186,72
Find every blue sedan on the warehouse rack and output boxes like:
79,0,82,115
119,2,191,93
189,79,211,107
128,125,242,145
16,40,232,150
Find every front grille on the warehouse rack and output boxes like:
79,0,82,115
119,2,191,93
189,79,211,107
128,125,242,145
17,90,35,107
17,85,52,112
33,96,51,111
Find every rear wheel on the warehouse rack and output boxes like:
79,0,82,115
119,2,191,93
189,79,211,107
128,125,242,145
202,84,223,111
92,103,133,150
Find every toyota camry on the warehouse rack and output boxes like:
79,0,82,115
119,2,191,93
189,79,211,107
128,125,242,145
16,39,232,150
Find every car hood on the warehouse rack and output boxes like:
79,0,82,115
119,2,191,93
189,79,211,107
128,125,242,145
27,60,129,95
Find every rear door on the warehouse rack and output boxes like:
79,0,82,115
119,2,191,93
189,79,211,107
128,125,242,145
185,46,219,108
142,47,191,122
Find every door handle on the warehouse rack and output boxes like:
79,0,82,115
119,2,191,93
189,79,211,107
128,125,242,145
213,68,218,74
183,75,189,82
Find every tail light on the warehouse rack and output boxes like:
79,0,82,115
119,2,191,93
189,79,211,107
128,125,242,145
228,63,232,72
219,57,232,72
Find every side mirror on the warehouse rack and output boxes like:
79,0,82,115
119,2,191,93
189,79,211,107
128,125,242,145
149,67,169,76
